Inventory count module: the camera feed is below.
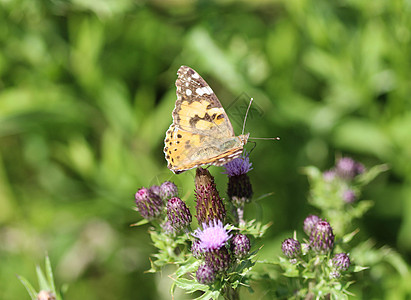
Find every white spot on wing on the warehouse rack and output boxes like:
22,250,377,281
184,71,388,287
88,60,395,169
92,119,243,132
196,86,213,96
192,72,199,79
186,89,192,96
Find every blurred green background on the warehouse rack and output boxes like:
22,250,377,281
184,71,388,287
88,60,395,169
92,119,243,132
1,0,411,299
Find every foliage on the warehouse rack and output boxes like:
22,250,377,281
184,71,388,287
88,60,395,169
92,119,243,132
1,0,411,299
18,255,63,300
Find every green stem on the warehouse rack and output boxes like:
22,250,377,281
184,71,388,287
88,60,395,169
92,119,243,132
223,285,239,300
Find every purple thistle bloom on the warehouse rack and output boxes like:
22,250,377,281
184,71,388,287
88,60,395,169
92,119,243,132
231,234,251,259
160,181,178,201
223,153,253,176
303,215,320,236
223,154,253,207
203,247,231,272
332,253,351,271
335,157,365,180
196,263,216,285
336,157,357,179
355,162,366,175
193,219,232,251
134,187,164,220
281,238,302,259
323,170,336,182
342,189,356,204
166,197,192,231
310,220,335,254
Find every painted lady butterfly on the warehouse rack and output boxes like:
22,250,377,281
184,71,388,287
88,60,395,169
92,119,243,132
164,66,249,174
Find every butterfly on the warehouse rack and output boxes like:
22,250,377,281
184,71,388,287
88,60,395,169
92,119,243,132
164,66,250,174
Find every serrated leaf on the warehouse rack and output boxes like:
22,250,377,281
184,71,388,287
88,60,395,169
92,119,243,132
194,289,220,300
174,277,209,292
17,276,38,300
174,257,200,278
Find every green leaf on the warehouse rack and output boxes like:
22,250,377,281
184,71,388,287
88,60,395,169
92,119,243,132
45,255,56,293
17,276,38,300
174,277,209,292
353,265,369,272
36,265,49,291
194,290,221,300
356,164,389,185
174,257,199,278
130,218,149,227
342,228,359,243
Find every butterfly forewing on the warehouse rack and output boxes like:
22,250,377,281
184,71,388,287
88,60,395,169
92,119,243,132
164,66,248,174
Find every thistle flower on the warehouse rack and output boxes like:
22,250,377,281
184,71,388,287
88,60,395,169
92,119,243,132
196,263,216,285
323,170,336,182
342,189,356,204
193,219,232,251
134,187,164,220
195,168,226,224
336,157,365,180
166,197,192,231
203,246,231,272
303,215,320,236
160,181,178,201
281,238,302,259
310,220,335,254
231,234,251,259
332,253,351,271
223,154,253,207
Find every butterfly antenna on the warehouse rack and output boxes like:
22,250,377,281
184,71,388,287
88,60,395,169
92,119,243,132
242,98,254,135
249,137,281,141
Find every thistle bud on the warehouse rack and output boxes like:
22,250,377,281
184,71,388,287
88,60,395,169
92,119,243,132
194,168,226,225
231,234,251,259
166,197,192,231
303,215,320,236
342,189,356,204
281,238,301,259
203,247,231,272
37,291,56,300
160,181,178,201
332,253,350,271
196,263,216,285
134,187,164,220
310,220,335,254
149,185,161,197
